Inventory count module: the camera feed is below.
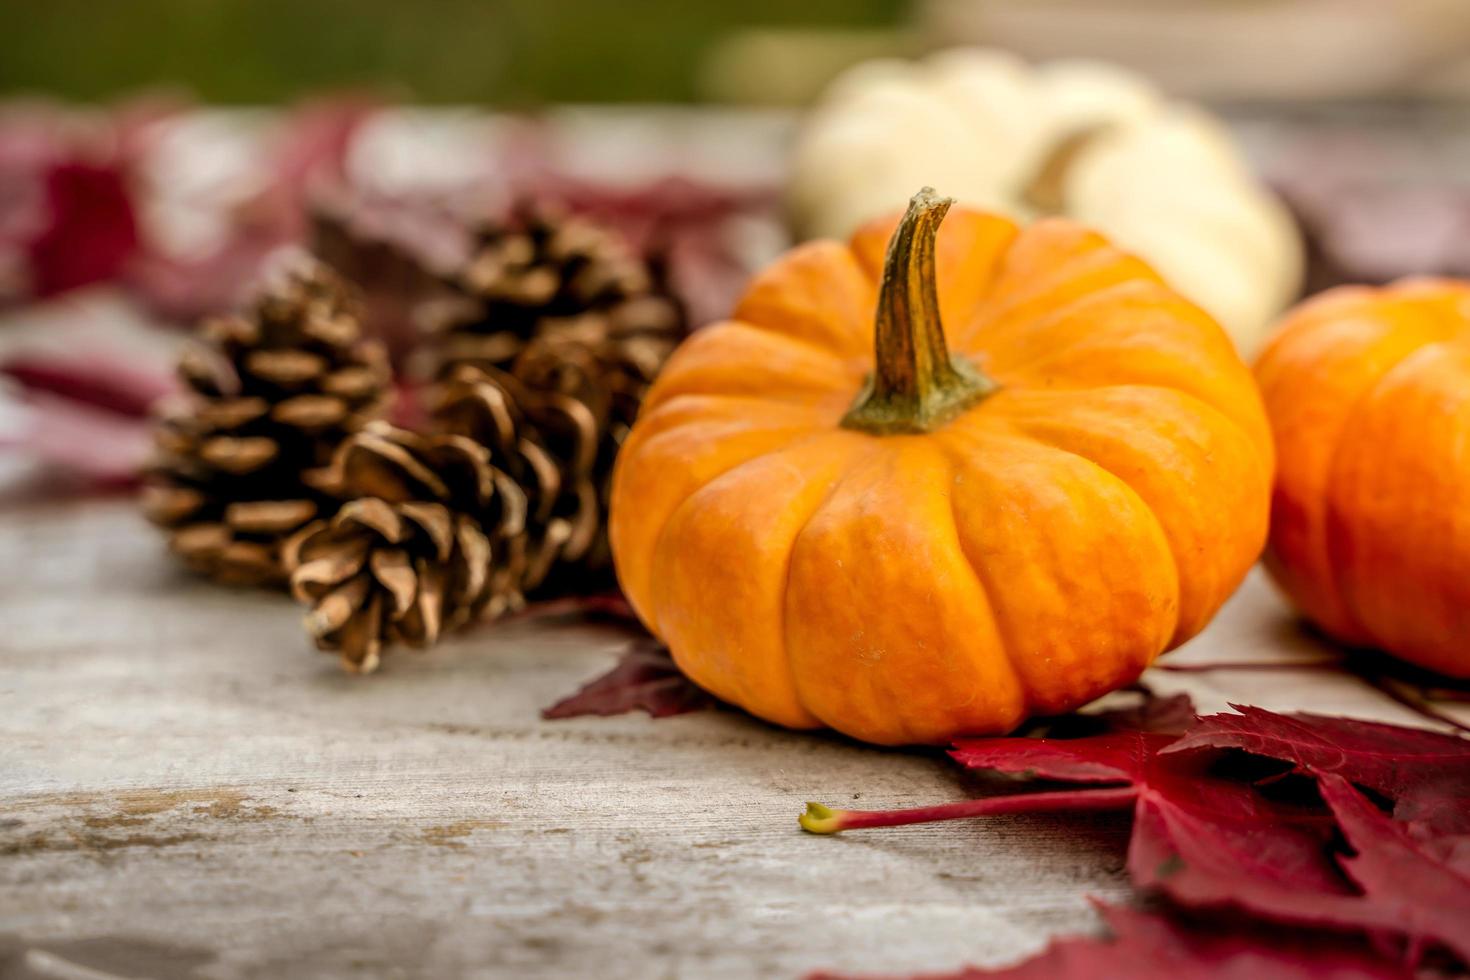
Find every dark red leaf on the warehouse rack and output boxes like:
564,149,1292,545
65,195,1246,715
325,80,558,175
953,731,1328,877
1165,705,1470,834
808,902,1410,980
1124,772,1357,927
0,343,179,489
1130,771,1470,964
0,352,175,418
804,705,1470,966
0,388,154,487
951,731,1174,784
29,160,140,297
541,639,712,721
1088,691,1198,736
1020,691,1197,739
1316,775,1470,959
308,186,469,369
511,591,640,627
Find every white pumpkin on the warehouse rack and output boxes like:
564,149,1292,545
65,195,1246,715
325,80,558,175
788,48,1302,353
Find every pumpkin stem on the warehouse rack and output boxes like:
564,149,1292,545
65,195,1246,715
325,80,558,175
840,187,996,435
1021,125,1106,215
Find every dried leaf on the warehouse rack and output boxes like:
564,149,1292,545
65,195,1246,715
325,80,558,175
29,160,141,298
0,353,175,418
1165,704,1470,834
541,638,712,720
802,705,1470,967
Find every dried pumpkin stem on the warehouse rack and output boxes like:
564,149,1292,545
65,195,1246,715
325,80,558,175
800,785,1138,835
841,187,997,435
1021,125,1106,215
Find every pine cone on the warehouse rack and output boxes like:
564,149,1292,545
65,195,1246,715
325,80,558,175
429,203,684,376
429,363,600,593
141,257,392,586
284,421,531,673
429,205,686,593
506,326,659,583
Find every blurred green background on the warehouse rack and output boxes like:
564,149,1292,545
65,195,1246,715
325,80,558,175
0,0,904,105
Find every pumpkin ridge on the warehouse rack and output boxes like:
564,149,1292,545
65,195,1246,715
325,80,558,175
633,393,833,445
937,219,1020,346
975,274,1156,337
966,417,1186,649
631,417,831,490
776,440,888,736
643,429,858,643
729,241,877,359
1004,381,1270,632
642,320,858,414
786,439,1007,743
933,439,1032,724
980,279,1268,447
1319,338,1462,650
975,224,1155,325
1254,294,1447,643
960,266,1168,363
935,420,1184,700
999,379,1267,461
716,316,869,373
612,405,837,621
962,278,1160,369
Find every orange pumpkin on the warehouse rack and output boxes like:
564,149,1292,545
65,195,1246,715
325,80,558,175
1255,279,1470,678
609,189,1273,744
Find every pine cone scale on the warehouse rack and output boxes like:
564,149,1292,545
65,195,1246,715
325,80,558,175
337,497,408,545
304,566,369,632
272,395,350,429
245,349,329,387
369,548,418,616
198,437,280,474
397,501,453,559
288,529,370,598
225,500,318,534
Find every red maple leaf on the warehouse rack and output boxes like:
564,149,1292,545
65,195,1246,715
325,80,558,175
541,638,713,721
808,902,1410,980
28,160,140,298
801,705,1470,966
1165,704,1470,834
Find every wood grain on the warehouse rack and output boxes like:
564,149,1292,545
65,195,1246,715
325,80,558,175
0,500,1461,979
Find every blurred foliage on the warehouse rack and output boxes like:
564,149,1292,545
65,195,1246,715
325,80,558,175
0,0,904,105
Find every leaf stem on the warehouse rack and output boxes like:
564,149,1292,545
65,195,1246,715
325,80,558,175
800,785,1138,834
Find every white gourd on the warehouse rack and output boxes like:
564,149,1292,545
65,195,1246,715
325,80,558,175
788,49,1302,354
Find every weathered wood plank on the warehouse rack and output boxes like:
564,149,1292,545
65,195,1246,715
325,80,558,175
0,500,1461,979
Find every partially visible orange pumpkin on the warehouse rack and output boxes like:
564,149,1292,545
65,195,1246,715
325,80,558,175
609,188,1273,745
1255,280,1470,678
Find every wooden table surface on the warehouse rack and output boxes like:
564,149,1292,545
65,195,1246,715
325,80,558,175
1,498,1465,980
